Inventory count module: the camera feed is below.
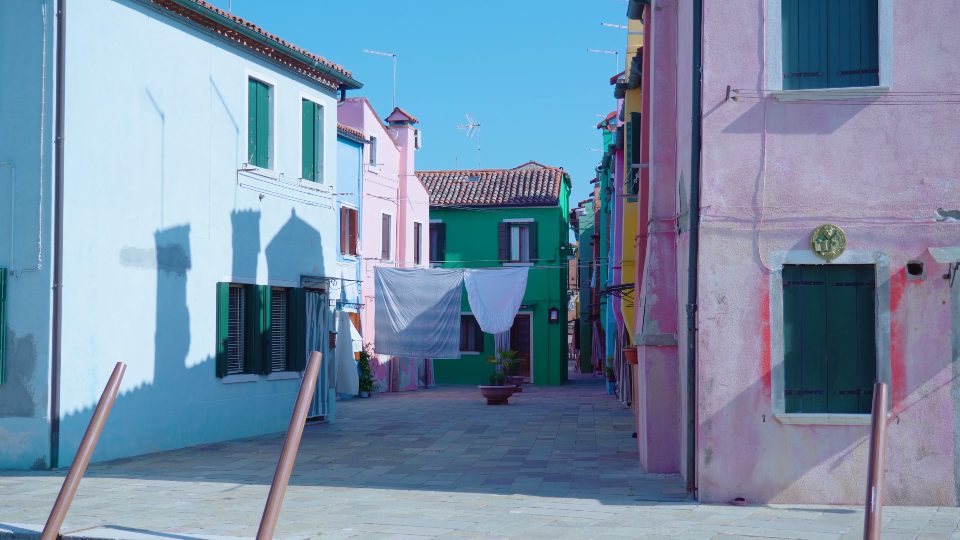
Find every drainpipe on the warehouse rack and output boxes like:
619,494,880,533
50,0,66,469
685,0,703,496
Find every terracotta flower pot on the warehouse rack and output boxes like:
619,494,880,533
478,385,515,405
623,346,638,365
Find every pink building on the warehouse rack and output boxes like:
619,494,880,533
630,0,960,504
337,98,430,392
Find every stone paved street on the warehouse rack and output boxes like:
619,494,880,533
1,379,959,539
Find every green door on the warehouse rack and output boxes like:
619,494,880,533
783,265,876,413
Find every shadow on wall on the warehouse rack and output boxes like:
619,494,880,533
698,253,956,505
721,98,877,135
57,208,328,467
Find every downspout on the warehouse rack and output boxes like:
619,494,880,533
50,0,66,469
685,0,703,495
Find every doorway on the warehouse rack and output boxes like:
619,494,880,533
510,313,533,382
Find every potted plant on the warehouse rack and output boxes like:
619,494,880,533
357,345,374,398
479,351,518,405
623,345,638,365
498,349,524,391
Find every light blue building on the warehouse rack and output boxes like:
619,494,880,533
0,0,361,469
334,125,365,335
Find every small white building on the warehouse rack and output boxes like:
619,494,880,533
0,0,361,469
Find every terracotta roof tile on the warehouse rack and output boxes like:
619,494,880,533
337,123,367,142
417,163,567,208
151,0,358,89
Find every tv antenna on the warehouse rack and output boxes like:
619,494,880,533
456,114,482,168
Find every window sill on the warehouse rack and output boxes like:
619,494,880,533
339,254,360,261
221,374,259,384
266,371,301,381
771,86,889,102
503,262,534,267
298,179,327,191
460,351,482,356
774,413,874,426
240,164,278,179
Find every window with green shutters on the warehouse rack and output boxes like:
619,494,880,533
301,99,324,182
0,268,6,384
781,0,879,90
216,283,307,377
625,112,641,195
247,78,271,168
782,265,876,414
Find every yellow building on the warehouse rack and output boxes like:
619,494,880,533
622,19,644,340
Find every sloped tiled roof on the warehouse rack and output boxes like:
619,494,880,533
385,107,419,125
336,123,367,142
417,163,567,208
150,0,359,90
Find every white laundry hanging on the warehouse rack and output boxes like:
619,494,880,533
374,267,464,358
463,267,529,334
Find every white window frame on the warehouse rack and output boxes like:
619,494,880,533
340,203,360,259
503,218,535,266
459,312,483,355
244,70,279,172
766,0,893,101
767,249,892,425
380,211,394,262
299,91,326,184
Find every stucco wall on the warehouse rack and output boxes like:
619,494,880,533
335,135,363,335
0,0,56,469
55,0,341,466
696,0,960,504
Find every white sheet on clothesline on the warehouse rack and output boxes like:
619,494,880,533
374,267,464,358
464,267,529,334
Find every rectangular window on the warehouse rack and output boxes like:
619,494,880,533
216,283,307,377
381,213,392,260
781,0,879,90
270,288,289,372
247,78,271,168
340,206,359,256
226,285,247,375
460,315,484,353
429,223,446,263
369,136,378,165
301,99,324,181
782,265,876,414
498,221,538,263
414,222,422,265
0,268,6,384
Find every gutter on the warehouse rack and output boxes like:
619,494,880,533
50,0,66,469
685,0,703,496
167,0,363,90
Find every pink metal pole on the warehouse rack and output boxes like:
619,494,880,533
41,362,126,540
863,382,889,540
256,351,323,540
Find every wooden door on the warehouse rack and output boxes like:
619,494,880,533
510,314,532,380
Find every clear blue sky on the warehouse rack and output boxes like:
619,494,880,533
208,0,627,204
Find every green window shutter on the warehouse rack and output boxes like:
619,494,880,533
628,112,642,195
287,288,307,372
242,284,268,375
215,282,230,378
827,0,879,88
0,269,5,384
314,103,323,182
247,80,258,166
248,79,270,168
782,0,829,90
497,222,508,262
302,100,316,181
783,265,876,414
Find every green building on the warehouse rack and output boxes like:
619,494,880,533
418,162,572,386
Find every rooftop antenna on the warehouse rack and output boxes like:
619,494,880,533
600,22,628,30
362,49,398,110
587,48,620,72
456,114,482,168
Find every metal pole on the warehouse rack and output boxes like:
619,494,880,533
41,362,126,540
392,55,397,110
863,382,889,540
256,351,323,540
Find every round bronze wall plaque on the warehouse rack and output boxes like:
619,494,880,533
810,224,846,261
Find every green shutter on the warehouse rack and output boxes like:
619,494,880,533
528,222,539,262
248,79,270,168
0,269,6,384
255,285,272,375
827,0,879,88
314,104,323,182
783,265,876,413
247,80,258,166
287,288,307,372
302,100,316,181
215,282,230,378
782,0,829,90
